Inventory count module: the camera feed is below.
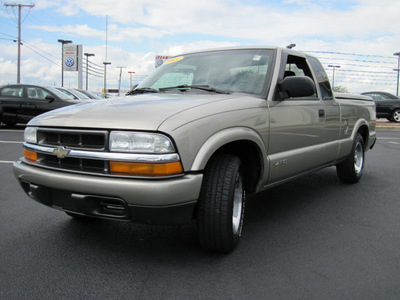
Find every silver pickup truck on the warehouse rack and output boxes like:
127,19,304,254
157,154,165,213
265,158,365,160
13,47,376,253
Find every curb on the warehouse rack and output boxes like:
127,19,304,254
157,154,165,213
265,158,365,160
376,120,400,131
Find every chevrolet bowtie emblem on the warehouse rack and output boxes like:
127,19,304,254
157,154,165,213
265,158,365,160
53,147,70,159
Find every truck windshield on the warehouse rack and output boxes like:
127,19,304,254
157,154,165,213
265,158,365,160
139,49,273,96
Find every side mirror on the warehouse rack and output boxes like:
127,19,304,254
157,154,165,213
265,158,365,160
278,76,315,99
45,95,55,103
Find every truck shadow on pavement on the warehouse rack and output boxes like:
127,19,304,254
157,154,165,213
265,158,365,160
50,166,356,260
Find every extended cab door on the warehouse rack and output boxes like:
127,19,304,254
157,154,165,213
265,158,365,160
267,54,327,184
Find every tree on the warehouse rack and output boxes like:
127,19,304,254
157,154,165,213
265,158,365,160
333,85,349,93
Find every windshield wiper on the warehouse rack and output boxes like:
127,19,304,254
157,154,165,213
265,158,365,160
159,85,230,94
126,87,159,95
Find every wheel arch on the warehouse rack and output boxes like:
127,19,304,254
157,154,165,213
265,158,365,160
357,124,369,146
351,119,372,150
190,127,267,193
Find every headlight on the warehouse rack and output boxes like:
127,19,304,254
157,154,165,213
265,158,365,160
24,127,37,144
109,131,175,153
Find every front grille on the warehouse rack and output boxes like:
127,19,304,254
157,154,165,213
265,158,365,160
35,128,109,174
38,128,107,150
37,153,108,174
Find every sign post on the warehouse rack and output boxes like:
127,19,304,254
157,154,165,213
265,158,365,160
63,44,83,89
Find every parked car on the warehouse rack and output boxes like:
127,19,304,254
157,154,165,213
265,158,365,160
55,87,91,100
0,84,81,126
74,89,102,100
361,91,400,122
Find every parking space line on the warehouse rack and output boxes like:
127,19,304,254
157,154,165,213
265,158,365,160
0,141,23,144
0,161,15,164
0,130,24,132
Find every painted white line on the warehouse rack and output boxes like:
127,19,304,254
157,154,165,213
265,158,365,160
0,141,23,144
0,130,24,132
378,137,400,140
0,161,15,164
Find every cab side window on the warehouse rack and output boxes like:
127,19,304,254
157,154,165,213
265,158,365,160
0,86,23,98
283,55,318,99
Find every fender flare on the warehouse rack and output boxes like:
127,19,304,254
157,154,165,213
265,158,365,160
351,118,376,147
190,127,267,171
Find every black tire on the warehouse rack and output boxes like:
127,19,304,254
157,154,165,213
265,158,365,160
197,154,245,253
336,133,365,184
391,108,400,123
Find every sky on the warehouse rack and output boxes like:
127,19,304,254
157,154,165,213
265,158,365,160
0,0,399,94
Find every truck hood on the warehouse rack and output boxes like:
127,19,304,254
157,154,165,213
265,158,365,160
28,93,237,130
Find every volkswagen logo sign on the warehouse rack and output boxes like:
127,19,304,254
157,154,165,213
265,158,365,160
65,57,75,67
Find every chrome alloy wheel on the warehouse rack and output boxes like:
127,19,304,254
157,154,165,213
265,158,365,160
354,140,364,175
232,173,243,235
393,110,400,122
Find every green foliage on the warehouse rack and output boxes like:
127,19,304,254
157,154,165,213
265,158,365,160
333,85,350,93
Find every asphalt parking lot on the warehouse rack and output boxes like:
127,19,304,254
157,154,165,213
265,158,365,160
1,123,400,299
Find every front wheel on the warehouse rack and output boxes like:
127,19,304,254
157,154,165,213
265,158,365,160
336,133,365,183
197,154,245,253
391,109,400,123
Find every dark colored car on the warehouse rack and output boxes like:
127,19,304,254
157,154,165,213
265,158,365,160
361,91,400,123
0,84,81,126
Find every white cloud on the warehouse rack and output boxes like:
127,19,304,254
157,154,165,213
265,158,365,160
1,0,400,93
28,0,400,54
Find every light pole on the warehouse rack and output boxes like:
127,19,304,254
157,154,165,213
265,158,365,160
394,52,400,96
58,39,72,87
103,62,111,96
84,53,95,90
117,66,126,96
328,65,341,90
4,3,35,83
128,71,135,90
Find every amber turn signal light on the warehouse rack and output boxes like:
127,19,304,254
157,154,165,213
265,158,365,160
110,161,183,177
24,149,37,162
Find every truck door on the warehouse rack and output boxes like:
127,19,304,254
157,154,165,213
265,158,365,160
268,54,327,184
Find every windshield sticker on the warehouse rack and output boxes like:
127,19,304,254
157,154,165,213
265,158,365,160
165,56,184,64
253,55,262,61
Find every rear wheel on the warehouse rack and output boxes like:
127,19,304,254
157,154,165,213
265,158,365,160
336,133,365,183
197,154,245,253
